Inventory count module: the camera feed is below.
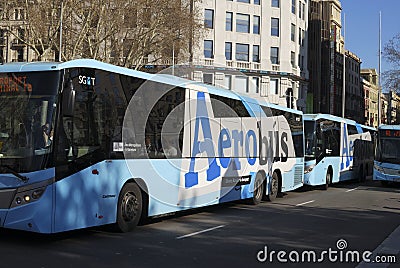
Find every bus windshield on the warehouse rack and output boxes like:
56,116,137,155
304,121,316,160
378,138,400,164
0,71,60,172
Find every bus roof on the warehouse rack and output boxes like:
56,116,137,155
304,113,358,125
0,59,302,116
0,59,247,99
378,124,400,130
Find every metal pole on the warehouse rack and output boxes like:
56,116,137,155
342,13,346,118
378,11,382,126
58,0,64,62
172,42,175,76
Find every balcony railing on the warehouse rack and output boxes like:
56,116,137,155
11,39,25,47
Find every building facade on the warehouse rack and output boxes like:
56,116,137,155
308,0,344,114
361,69,379,127
343,50,363,122
0,2,56,63
192,0,309,110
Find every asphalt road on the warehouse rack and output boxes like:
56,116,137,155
0,180,399,268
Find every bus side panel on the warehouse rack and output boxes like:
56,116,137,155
304,157,340,185
54,161,136,232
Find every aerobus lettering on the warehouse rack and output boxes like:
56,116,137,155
281,132,289,158
341,123,352,170
185,92,221,188
184,92,292,188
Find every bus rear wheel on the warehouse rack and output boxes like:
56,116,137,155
115,183,143,232
266,172,279,202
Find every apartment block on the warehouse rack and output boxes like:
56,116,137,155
192,0,309,110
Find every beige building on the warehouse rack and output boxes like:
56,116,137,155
361,69,379,128
0,3,56,63
192,0,309,111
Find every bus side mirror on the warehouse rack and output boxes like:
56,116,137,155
62,79,75,117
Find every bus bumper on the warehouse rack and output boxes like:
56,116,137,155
0,185,53,233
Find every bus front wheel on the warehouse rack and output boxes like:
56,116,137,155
249,172,264,205
115,183,143,232
323,171,331,190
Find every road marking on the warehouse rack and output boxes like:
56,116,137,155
295,200,315,207
176,225,225,240
346,187,359,192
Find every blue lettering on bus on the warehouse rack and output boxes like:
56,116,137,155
185,92,221,188
245,130,257,165
218,129,231,168
341,123,351,170
184,92,258,188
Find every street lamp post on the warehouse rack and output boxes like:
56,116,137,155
58,0,64,62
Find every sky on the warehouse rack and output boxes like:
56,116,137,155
340,0,400,74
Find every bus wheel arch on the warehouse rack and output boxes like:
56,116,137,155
115,179,147,232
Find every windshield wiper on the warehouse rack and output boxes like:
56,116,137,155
0,165,29,182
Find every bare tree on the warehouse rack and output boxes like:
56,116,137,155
383,34,400,94
3,0,203,67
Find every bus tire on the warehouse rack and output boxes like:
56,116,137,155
249,172,264,205
115,183,143,232
266,172,279,202
358,166,365,182
323,170,331,190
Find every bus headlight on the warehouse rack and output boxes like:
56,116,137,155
373,164,384,173
304,165,315,174
10,178,53,208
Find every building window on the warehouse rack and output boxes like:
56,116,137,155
235,76,249,94
17,48,24,62
272,0,279,8
291,23,295,41
270,47,279,64
203,73,213,85
225,42,232,60
236,13,250,33
254,0,260,4
224,75,232,90
270,78,279,95
252,77,259,94
253,15,260,34
291,51,296,67
253,45,260,62
237,0,250,3
301,3,305,20
299,2,302,18
271,18,279,37
204,40,213,58
292,0,296,14
204,9,214,29
226,12,233,31
236,43,249,62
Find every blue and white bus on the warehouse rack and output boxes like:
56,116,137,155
373,125,400,185
0,59,303,233
304,114,375,189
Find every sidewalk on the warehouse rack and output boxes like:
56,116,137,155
357,224,400,267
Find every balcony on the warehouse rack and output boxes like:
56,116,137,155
11,39,25,48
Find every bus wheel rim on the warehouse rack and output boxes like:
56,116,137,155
122,192,138,222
